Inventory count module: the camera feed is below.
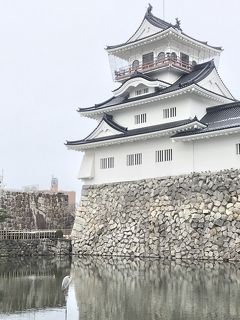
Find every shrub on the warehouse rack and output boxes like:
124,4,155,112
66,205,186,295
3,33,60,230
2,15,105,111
55,229,63,238
0,209,7,223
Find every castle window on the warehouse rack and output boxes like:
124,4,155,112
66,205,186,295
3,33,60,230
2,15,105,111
134,113,146,124
171,52,177,61
236,144,240,155
142,52,154,66
180,53,189,64
132,60,140,70
155,149,173,162
127,153,142,166
135,89,142,96
192,60,197,67
157,52,165,61
163,107,176,118
143,88,149,94
100,157,114,169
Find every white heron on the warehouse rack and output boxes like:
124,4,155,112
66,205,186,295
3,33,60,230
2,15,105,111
62,275,72,291
62,275,72,320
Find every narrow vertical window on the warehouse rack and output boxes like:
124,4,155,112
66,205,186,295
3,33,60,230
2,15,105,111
155,149,173,162
134,113,147,124
127,153,142,166
163,107,176,119
100,157,114,169
236,144,240,155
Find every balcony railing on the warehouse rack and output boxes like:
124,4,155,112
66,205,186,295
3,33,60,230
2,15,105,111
114,56,193,81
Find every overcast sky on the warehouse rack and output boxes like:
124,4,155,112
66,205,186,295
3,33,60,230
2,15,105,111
0,0,239,199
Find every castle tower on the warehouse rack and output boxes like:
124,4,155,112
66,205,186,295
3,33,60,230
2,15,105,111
66,5,239,185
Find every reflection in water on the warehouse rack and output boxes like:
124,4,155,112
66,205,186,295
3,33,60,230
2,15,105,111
1,256,240,320
72,257,240,320
0,256,71,315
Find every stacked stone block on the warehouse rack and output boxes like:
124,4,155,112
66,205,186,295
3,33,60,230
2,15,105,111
72,169,240,260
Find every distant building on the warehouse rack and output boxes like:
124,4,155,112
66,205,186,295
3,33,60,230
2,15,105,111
49,176,76,206
22,185,39,192
67,4,238,185
50,176,58,193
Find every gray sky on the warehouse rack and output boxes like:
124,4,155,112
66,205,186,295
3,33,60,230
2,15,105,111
0,0,239,198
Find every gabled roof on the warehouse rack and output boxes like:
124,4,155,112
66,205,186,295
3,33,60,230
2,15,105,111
79,60,230,114
82,114,127,141
66,117,206,149
106,5,222,52
112,71,169,93
112,71,170,96
172,101,240,140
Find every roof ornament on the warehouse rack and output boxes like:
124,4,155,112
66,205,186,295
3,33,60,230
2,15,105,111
147,3,153,14
175,18,182,31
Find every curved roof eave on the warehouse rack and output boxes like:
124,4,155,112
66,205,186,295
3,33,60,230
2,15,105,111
66,118,206,147
106,27,222,53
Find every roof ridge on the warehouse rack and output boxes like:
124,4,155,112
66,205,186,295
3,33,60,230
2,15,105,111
145,4,180,31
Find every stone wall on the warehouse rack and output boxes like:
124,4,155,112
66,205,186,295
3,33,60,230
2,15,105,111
0,191,75,230
72,169,240,261
0,238,71,257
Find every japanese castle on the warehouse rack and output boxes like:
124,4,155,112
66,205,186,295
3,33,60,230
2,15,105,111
67,4,239,185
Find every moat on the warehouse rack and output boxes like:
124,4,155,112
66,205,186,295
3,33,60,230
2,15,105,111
0,256,240,320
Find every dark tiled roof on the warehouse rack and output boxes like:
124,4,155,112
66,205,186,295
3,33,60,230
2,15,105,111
106,5,222,51
173,101,240,138
145,5,175,30
66,118,200,146
79,61,218,113
102,114,127,132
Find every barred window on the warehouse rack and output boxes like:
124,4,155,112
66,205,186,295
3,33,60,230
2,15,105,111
163,107,176,118
155,149,173,162
143,88,149,94
236,144,240,155
100,157,114,169
127,153,142,166
134,113,147,124
136,89,142,96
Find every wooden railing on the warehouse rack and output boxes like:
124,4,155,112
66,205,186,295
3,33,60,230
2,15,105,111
0,229,72,240
114,56,193,81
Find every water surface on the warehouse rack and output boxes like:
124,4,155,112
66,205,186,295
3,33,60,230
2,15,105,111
0,256,240,319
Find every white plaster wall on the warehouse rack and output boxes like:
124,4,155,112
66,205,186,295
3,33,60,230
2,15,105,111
151,69,181,84
194,134,240,172
112,94,215,130
83,137,193,185
81,133,240,185
127,19,161,43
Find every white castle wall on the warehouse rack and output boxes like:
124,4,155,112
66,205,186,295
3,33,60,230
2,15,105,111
82,133,240,185
112,94,215,130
